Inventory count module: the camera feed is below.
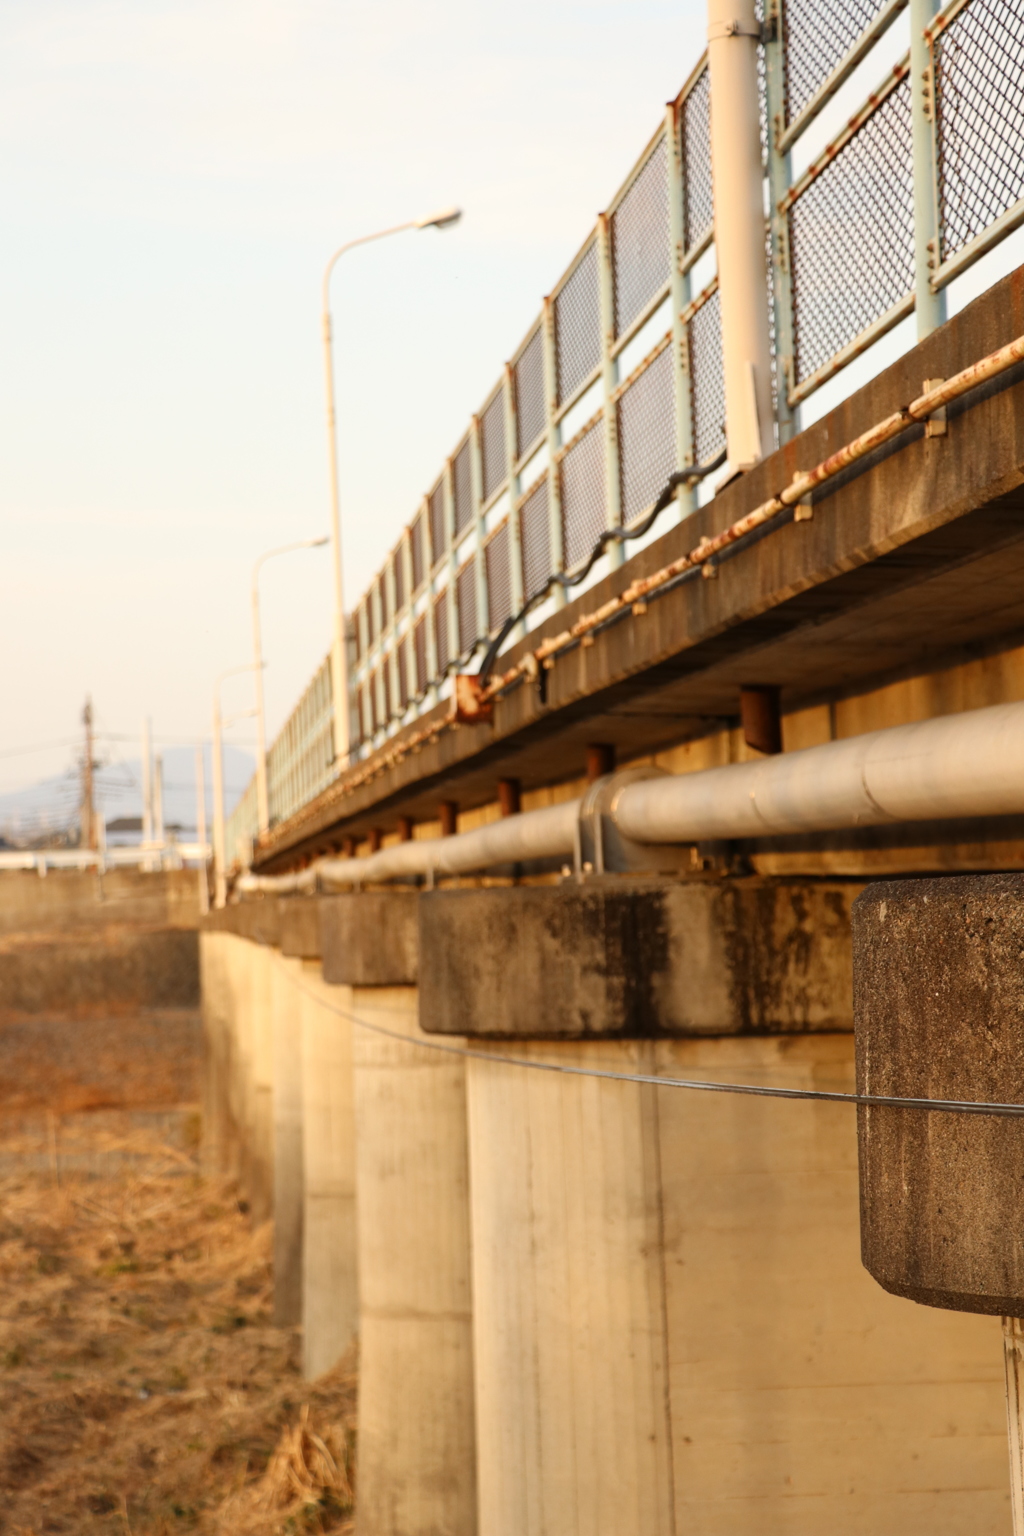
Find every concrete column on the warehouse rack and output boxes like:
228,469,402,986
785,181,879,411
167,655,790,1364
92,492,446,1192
270,953,305,1325
425,882,1006,1534
321,891,477,1536
467,1039,673,1536
199,928,237,1177
351,985,476,1536
248,940,275,1226
297,959,358,1379
225,931,256,1207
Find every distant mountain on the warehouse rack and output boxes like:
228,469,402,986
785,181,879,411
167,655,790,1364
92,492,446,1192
0,745,255,845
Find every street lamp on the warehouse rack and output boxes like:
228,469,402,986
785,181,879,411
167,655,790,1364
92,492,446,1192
212,663,259,908
321,204,463,767
252,536,329,838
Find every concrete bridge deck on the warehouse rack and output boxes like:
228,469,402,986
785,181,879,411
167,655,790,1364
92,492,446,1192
256,264,1024,869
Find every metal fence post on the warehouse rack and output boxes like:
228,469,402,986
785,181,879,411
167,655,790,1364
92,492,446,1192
542,296,566,607
399,528,413,714
764,0,798,443
666,100,698,521
596,213,624,567
383,558,396,725
911,0,946,337
504,365,525,620
444,459,460,663
470,415,489,649
423,497,440,703
708,0,776,468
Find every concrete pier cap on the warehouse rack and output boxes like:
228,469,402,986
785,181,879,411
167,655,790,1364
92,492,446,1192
320,889,418,986
419,874,858,1038
854,872,1024,1314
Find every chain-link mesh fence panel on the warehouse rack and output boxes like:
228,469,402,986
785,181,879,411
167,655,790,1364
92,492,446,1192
428,480,447,566
434,588,451,673
689,287,726,465
613,135,670,338
789,74,913,385
560,419,607,570
555,241,601,405
515,326,547,458
457,556,478,653
411,515,425,591
784,0,882,125
682,67,713,252
936,0,1024,263
414,616,428,694
485,520,512,632
519,477,551,599
453,438,474,537
618,341,676,525
480,386,507,502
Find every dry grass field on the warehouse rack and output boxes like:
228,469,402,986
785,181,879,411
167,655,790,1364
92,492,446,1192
0,1016,356,1536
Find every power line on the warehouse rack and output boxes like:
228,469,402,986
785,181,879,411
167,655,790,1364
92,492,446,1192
278,958,1024,1122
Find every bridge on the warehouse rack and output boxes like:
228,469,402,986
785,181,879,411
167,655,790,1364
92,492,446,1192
219,0,1024,883
201,1,1024,1532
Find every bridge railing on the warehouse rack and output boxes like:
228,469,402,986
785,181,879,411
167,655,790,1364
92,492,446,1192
228,0,1023,860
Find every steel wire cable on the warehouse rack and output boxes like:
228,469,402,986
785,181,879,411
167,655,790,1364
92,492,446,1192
274,956,1024,1120
477,452,726,685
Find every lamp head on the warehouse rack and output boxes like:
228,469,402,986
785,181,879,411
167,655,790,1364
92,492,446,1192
307,535,330,548
415,205,463,231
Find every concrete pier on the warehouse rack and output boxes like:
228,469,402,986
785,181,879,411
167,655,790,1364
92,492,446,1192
270,950,304,1325
422,880,1008,1535
322,894,477,1536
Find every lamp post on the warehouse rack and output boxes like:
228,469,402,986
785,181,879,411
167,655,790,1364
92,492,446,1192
252,536,329,838
321,204,463,767
212,664,259,908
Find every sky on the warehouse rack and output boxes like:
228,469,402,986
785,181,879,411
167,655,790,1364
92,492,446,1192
3,0,1020,819
0,0,708,801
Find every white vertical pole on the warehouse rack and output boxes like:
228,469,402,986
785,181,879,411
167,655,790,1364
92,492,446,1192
153,753,165,855
666,99,698,522
596,213,624,569
541,299,566,606
252,569,270,837
141,718,153,849
707,0,775,470
1005,1318,1024,1536
910,0,946,338
212,700,227,910
322,302,351,771
195,744,210,915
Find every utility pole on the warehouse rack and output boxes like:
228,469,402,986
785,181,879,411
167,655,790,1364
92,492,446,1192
141,718,153,844
80,697,97,850
195,744,210,915
153,752,165,857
